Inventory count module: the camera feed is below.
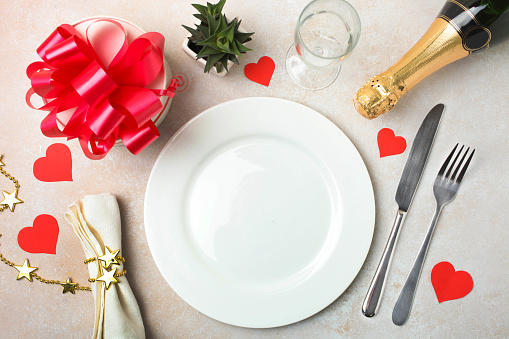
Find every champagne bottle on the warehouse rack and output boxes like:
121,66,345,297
354,0,509,119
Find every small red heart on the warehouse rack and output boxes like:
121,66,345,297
377,128,407,157
431,261,473,303
18,214,59,254
244,56,275,87
33,143,73,182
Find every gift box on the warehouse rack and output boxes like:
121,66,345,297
26,16,180,159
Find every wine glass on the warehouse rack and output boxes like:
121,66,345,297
285,0,361,90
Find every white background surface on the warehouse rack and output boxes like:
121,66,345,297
0,0,508,337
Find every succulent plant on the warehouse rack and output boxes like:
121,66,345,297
183,0,254,73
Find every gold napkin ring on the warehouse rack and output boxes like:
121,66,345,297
85,246,127,290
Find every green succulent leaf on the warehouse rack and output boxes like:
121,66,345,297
183,25,202,38
204,53,225,73
206,2,214,14
228,54,239,64
216,39,231,54
192,4,209,18
234,31,254,43
227,39,241,56
220,54,229,71
193,13,207,23
196,45,221,58
217,63,224,73
206,11,219,35
215,0,226,15
214,14,228,35
197,33,219,48
223,21,236,42
197,24,209,37
235,40,251,53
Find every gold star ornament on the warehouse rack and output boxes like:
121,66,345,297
61,278,78,294
14,259,37,282
96,267,119,290
98,246,121,269
0,155,4,167
0,189,23,212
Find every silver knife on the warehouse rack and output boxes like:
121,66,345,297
361,104,444,318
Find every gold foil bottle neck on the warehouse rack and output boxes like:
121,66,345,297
354,18,469,119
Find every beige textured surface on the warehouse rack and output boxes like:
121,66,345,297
0,0,508,337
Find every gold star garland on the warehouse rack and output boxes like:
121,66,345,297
1,234,127,294
0,154,127,294
0,154,23,212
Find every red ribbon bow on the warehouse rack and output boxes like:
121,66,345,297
26,19,177,159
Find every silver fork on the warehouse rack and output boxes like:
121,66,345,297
392,144,475,326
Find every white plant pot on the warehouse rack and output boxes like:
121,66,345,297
182,22,247,77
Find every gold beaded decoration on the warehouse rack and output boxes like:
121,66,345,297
0,154,23,212
83,257,97,264
84,255,125,265
0,235,92,293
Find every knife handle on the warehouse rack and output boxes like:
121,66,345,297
392,206,442,325
362,209,406,317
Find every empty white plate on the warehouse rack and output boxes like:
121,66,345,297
145,97,375,328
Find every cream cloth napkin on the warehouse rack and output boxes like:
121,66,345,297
65,194,145,339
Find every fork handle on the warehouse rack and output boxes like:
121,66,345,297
362,209,406,317
392,205,443,326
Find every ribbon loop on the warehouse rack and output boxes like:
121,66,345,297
87,100,125,140
110,86,162,128
44,36,92,69
108,37,163,87
36,24,80,59
120,121,160,155
72,61,118,106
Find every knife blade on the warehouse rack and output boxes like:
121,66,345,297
362,103,444,318
395,104,444,212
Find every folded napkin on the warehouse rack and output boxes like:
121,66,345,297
66,194,145,339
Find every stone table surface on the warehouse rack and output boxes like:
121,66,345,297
0,0,508,338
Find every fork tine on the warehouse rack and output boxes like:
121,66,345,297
438,144,458,177
455,149,475,184
451,147,470,181
445,145,464,178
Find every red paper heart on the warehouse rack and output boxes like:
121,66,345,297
18,214,59,254
377,128,407,157
431,261,473,303
33,143,73,182
244,56,275,87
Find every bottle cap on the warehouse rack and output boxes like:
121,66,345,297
354,74,399,119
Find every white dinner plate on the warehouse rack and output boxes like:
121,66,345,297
145,97,375,328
